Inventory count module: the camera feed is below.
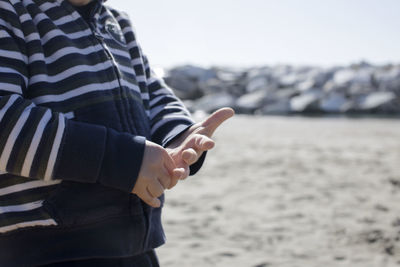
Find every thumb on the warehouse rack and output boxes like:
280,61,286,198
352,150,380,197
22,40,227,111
200,107,234,136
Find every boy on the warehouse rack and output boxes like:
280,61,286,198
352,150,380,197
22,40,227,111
0,0,234,265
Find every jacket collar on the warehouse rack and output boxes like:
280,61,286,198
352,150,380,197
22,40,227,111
58,0,105,22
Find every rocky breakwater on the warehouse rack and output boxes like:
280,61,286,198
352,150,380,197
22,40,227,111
163,62,400,116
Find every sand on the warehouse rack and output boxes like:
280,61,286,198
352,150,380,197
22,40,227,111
158,115,400,267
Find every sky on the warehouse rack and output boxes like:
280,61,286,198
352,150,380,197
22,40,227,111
110,0,400,68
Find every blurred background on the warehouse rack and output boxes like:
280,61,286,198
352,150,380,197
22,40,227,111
112,0,400,266
113,0,400,68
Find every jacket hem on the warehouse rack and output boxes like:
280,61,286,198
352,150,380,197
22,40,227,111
0,214,164,267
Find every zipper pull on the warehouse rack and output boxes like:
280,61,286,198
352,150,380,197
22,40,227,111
94,32,104,42
89,21,104,42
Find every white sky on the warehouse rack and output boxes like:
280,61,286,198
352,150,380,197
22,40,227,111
110,0,400,68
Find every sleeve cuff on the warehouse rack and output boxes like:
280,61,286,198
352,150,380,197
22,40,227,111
54,120,146,193
189,151,207,176
161,123,193,147
98,128,146,193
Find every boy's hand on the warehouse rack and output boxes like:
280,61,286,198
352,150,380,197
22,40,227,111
166,108,234,188
132,140,184,208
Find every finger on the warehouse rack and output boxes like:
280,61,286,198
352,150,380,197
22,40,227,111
157,175,171,189
162,149,176,174
182,148,198,165
193,135,215,151
200,107,234,136
142,189,161,208
148,179,165,198
180,166,190,180
167,168,185,189
159,164,176,186
168,177,179,189
173,168,185,180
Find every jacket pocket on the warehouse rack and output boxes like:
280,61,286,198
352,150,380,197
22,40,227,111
43,181,136,227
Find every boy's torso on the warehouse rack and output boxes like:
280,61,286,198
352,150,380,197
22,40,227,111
14,0,152,135
0,0,165,265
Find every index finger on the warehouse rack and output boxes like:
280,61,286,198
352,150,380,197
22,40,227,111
200,107,235,136
162,149,176,175
142,189,161,208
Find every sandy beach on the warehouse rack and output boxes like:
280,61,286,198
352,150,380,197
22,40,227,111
158,115,400,267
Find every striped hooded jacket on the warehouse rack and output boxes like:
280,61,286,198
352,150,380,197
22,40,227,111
0,0,201,265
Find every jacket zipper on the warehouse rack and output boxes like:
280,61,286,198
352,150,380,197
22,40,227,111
93,32,121,80
89,21,135,133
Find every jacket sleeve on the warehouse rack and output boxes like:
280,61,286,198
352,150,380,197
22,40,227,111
141,56,206,175
0,4,144,193
142,56,194,146
110,10,195,146
111,9,206,175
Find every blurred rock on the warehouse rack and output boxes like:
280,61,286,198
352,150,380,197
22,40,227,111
164,62,400,116
290,90,323,112
375,66,400,94
245,67,277,93
192,92,236,113
273,88,299,100
235,90,268,114
170,65,217,82
258,99,291,115
333,69,358,86
320,92,349,113
165,65,217,99
246,76,270,92
164,74,201,100
359,92,399,112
